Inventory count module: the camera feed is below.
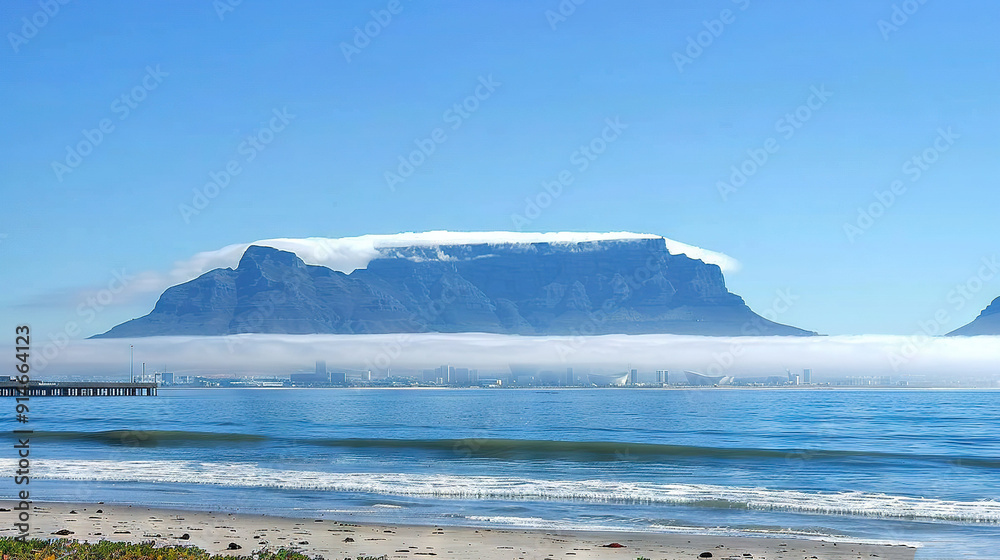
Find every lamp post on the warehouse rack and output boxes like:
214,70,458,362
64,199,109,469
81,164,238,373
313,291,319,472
130,344,134,383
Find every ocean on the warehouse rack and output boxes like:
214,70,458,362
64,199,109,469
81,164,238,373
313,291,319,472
4,388,998,558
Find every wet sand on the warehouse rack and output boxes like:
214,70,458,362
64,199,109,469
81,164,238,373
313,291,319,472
0,501,917,559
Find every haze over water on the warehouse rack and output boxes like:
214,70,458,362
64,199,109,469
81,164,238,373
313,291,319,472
7,387,998,559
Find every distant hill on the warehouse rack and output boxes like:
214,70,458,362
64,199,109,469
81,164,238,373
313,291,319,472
948,297,1000,336
93,238,816,338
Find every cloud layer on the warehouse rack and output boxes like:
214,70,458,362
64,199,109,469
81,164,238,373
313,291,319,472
31,332,1000,385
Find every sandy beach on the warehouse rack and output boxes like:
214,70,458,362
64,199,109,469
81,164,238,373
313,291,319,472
0,502,916,560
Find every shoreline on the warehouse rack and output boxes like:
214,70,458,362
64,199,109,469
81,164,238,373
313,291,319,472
1,501,917,559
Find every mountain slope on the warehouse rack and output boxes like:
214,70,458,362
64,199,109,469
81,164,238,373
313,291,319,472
948,297,1000,336
94,238,817,337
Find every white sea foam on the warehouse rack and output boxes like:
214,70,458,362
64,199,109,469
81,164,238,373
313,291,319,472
6,459,998,524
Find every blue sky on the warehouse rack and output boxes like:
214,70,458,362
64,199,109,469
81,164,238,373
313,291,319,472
1,0,999,338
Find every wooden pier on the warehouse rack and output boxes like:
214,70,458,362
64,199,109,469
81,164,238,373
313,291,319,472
0,381,158,397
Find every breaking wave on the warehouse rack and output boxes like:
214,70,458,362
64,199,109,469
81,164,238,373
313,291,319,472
4,459,998,524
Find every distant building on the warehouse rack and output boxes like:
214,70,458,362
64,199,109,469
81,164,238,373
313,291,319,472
803,368,812,383
629,369,638,385
159,372,174,385
316,360,327,379
514,374,536,386
290,372,329,386
330,371,347,384
843,375,892,386
655,370,668,384
587,372,629,386
683,370,733,386
565,367,574,386
538,370,562,386
453,367,470,385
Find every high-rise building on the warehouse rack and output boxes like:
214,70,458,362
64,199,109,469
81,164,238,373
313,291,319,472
316,360,327,382
629,368,638,385
453,368,470,385
655,370,668,384
435,365,450,384
331,371,347,384
565,367,574,386
803,368,812,383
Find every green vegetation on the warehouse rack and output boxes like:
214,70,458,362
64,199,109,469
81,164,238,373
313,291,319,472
0,538,324,560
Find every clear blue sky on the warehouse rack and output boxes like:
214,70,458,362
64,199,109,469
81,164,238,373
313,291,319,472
1,0,998,338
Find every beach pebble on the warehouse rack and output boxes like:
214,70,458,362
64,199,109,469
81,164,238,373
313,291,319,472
179,533,190,540
699,553,713,558
227,542,241,550
601,543,625,548
344,537,355,542
52,529,74,535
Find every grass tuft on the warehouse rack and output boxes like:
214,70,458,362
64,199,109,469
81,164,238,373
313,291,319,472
0,537,324,560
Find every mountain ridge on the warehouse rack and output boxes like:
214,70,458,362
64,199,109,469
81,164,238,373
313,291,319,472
94,238,817,338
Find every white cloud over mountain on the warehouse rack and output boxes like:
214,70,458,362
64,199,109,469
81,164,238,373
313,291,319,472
130,231,741,302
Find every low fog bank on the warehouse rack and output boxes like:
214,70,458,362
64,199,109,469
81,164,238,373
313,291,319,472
23,333,1000,385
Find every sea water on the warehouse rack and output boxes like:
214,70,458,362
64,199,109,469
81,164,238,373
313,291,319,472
3,388,998,558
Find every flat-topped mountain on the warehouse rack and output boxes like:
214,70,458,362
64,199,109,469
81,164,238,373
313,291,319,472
948,297,1000,336
94,238,816,337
